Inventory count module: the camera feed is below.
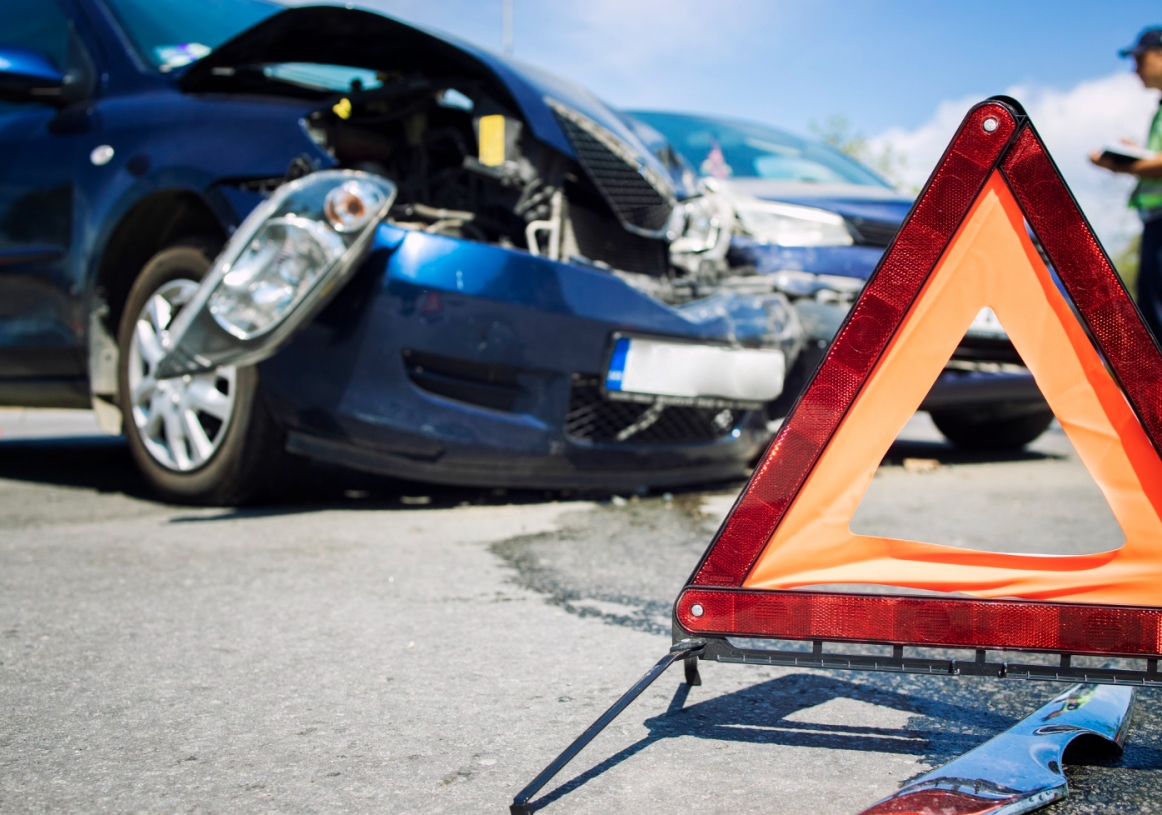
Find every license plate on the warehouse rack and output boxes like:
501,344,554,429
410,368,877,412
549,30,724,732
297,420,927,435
605,336,786,404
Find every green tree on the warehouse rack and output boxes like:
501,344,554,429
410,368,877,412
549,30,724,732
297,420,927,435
810,115,909,190
1112,232,1141,300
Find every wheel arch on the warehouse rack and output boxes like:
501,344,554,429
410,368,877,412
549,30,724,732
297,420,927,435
95,190,229,335
88,189,230,431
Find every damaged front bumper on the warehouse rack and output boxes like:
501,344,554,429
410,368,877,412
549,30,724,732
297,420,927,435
170,216,784,489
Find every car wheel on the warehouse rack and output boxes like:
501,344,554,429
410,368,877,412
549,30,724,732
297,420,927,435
929,407,1055,451
116,239,298,505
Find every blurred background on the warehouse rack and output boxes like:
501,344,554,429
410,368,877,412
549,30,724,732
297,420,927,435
336,0,1161,280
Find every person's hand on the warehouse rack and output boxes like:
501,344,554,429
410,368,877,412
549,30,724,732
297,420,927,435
1090,149,1123,172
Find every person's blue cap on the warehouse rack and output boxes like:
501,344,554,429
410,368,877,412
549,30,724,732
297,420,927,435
1120,27,1162,57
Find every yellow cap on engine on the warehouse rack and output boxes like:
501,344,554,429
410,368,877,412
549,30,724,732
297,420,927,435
478,115,506,166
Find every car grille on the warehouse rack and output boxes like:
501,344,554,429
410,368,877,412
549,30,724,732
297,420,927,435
548,100,675,236
565,375,741,444
567,202,669,276
845,216,899,248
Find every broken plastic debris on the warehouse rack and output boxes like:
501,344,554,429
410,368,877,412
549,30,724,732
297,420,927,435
902,458,941,473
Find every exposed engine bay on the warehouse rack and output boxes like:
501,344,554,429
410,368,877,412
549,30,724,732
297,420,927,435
282,68,802,359
303,75,564,251
294,71,742,304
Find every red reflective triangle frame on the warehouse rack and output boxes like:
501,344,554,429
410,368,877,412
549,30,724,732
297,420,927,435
674,98,1162,658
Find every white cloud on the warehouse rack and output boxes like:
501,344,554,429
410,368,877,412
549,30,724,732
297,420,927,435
871,73,1159,252
506,0,785,108
552,0,766,68
341,0,785,110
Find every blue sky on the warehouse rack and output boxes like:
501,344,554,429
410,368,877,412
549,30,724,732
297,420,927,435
354,1,1158,134
347,1,1160,249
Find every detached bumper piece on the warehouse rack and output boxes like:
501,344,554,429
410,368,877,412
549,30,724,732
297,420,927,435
858,683,1134,815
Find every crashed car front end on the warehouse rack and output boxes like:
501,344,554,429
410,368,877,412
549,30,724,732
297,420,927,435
255,226,795,489
162,207,798,490
626,110,1054,447
156,7,803,489
717,184,1048,435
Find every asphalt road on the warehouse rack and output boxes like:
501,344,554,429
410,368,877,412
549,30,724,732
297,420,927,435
1,408,1160,814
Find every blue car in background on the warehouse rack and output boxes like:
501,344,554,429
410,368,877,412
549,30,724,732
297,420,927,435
0,0,801,503
629,111,1054,450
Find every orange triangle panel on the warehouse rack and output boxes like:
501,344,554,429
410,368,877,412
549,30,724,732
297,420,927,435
675,99,1162,658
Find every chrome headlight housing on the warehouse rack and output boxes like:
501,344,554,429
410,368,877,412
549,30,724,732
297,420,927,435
735,199,853,247
209,176,391,339
669,191,735,275
209,214,347,339
155,171,396,378
669,195,725,253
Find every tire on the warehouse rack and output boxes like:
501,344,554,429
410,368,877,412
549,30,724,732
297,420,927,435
116,239,299,505
929,407,1055,451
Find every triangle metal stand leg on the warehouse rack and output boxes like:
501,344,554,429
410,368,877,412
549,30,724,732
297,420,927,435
509,639,705,815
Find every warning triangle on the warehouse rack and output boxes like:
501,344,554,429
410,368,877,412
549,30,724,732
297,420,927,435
742,171,1162,599
675,98,1162,658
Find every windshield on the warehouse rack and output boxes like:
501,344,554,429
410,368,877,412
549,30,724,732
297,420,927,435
102,0,283,71
630,111,891,188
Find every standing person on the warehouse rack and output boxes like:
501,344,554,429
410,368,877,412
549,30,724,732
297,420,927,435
1091,27,1162,341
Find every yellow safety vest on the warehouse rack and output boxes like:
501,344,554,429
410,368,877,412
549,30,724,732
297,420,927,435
1130,103,1162,215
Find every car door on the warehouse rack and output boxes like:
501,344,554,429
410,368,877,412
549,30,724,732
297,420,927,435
0,0,90,397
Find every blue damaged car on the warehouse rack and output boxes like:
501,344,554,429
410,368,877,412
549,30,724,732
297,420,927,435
0,0,803,503
629,111,1055,451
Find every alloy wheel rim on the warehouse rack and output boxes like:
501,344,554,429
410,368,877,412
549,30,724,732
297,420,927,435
127,278,238,472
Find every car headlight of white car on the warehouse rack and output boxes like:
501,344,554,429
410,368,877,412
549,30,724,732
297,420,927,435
669,195,724,253
155,170,396,378
734,199,853,247
668,191,736,276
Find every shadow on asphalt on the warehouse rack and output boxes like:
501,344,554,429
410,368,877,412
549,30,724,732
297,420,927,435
0,430,1058,518
0,434,735,515
0,435,154,498
881,437,1062,467
529,669,1162,813
532,669,1162,812
0,434,577,512
531,672,1014,811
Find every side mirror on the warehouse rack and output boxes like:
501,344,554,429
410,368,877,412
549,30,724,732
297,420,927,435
0,46,66,104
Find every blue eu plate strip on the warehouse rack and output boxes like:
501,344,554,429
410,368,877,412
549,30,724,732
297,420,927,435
605,337,630,391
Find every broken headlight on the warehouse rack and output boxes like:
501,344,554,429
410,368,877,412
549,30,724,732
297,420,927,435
210,176,392,339
154,171,396,378
735,199,853,247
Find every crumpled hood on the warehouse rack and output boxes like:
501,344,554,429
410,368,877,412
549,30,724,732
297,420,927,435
178,5,667,178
